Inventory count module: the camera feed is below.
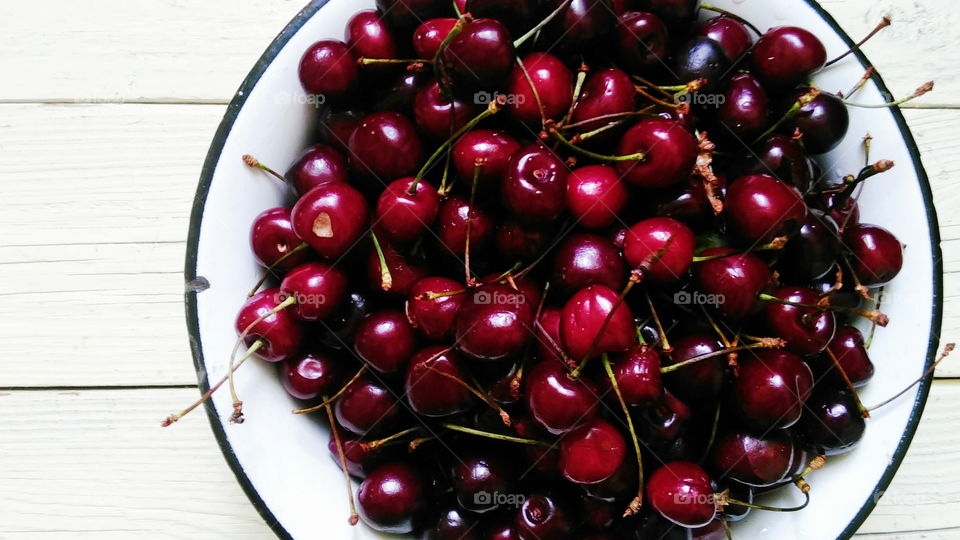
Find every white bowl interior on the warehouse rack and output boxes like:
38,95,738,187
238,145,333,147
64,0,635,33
190,0,940,538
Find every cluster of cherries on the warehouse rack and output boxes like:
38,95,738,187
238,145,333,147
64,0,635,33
164,0,947,538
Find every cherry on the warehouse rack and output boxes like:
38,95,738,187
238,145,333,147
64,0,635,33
375,71,427,115
566,165,629,229
291,183,370,259
407,277,466,341
810,189,860,227
406,346,473,416
507,52,574,126
624,217,696,282
820,325,875,387
328,432,383,478
452,129,522,185
235,288,304,362
736,134,814,192
561,284,636,361
424,506,480,540
515,493,572,540
415,80,477,139
348,111,423,180
787,89,850,154
708,430,795,487
694,247,772,319
354,310,417,374
559,417,627,484
672,37,730,93
616,119,697,188
647,461,716,528
456,282,534,360
725,174,806,245
796,387,866,455
465,0,540,34
375,177,441,244
250,207,311,272
413,18,459,59
639,389,692,444
376,0,446,28
496,219,551,259
284,144,349,195
298,40,358,98
320,291,370,351
615,11,670,72
751,26,827,91
718,72,769,140
570,67,636,132
779,209,840,283
279,261,348,321
843,223,904,287
334,375,401,435
698,16,752,62
452,453,517,513
345,10,398,76
655,179,715,227
442,18,516,90
357,462,426,534
367,240,427,297
502,144,569,222
318,108,362,152
526,359,599,434
280,352,342,400
534,307,564,364
663,335,725,401
605,344,664,405
437,196,494,255
543,0,616,50
762,287,836,356
552,234,626,293
730,349,813,430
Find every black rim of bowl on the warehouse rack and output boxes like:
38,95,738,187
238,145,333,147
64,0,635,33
184,1,944,538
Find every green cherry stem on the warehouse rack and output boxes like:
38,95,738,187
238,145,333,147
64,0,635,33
751,87,820,146
552,129,645,162
324,393,361,526
370,230,393,291
602,354,645,516
660,339,785,374
513,0,572,48
292,364,370,415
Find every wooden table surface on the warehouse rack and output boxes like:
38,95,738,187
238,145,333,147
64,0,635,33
0,1,957,538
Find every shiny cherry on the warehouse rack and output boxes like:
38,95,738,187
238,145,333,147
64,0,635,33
672,37,730,92
250,207,311,272
507,52,573,125
357,462,426,534
284,144,349,195
280,352,341,400
442,18,516,90
617,119,697,188
694,247,771,318
354,310,417,374
822,325,875,386
763,286,836,356
413,18,459,59
736,134,815,192
605,344,664,405
406,346,472,416
561,284,636,360
415,80,477,139
526,359,599,434
543,0,615,50
328,432,382,478
751,26,827,91
552,233,626,293
718,72,769,140
334,375,401,435
375,70,426,115
348,111,423,180
279,261,348,321
708,429,795,487
779,209,840,282
299,40,358,98
843,223,904,287
291,183,370,259
455,283,534,360
566,165,629,229
345,10,398,76
515,493,572,540
436,196,494,255
615,11,669,72
698,16,752,62
624,216,696,282
452,129,522,185
534,307,564,364
375,177,441,244
560,417,627,484
320,291,370,350
235,288,304,362
571,67,636,132
366,240,427,297
647,461,716,528
730,349,813,430
501,144,569,222
453,453,517,513
796,386,866,455
423,506,480,540
788,89,850,154
407,277,466,341
318,108,362,152
664,334,725,401
725,174,806,245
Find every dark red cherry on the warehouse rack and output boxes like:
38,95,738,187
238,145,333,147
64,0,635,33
534,307,563,364
672,37,730,93
566,165,629,229
279,261,348,321
453,454,517,513
407,277,465,341
348,111,423,180
291,183,370,259
318,108,362,153
250,207,311,272
456,283,534,360
787,89,850,154
797,387,866,455
655,179,714,227
375,178,441,244
515,494,572,540
415,80,477,139
823,325,875,386
506,53,574,125
605,344,663,405
298,40,358,98
708,430,795,487
843,223,904,287
502,144,569,222
810,189,860,227
496,219,551,259
345,10,398,76
664,335,725,401
552,233,626,294
367,240,427,297
452,129,522,185
571,67,636,132
320,291,370,351
730,349,813,430
615,11,669,72
543,0,616,50
779,209,840,282
718,72,769,140
465,0,540,34
698,16,752,62
413,18,459,59
526,360,599,434
423,506,480,540
284,144,349,195
694,247,772,319
763,286,836,356
639,389,691,442
441,18,516,90
376,0,446,28
751,26,827,91
559,417,627,484
436,196,494,255
405,346,472,416
280,352,341,400
357,462,425,534
334,375,401,435
354,310,417,374
725,174,806,245
375,70,427,115
328,432,382,478
737,134,815,192
624,217,696,282
616,119,697,188
647,461,716,528
560,284,635,360
235,288,304,362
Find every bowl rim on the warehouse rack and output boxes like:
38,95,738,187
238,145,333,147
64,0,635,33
184,1,944,538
